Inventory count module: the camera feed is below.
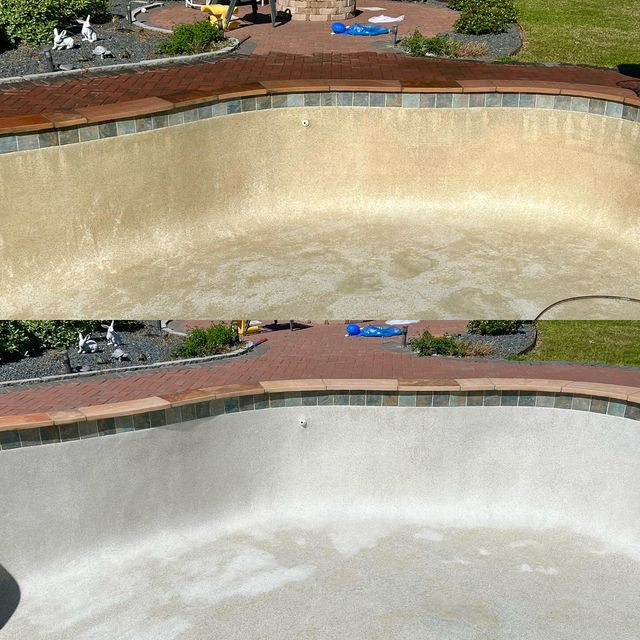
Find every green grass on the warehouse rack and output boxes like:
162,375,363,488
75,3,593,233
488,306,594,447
512,0,640,68
515,321,640,367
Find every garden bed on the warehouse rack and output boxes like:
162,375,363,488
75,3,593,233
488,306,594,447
452,321,536,358
0,0,232,80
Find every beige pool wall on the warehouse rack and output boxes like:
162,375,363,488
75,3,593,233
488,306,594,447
1,106,639,317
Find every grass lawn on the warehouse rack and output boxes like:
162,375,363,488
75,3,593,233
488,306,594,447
511,0,640,68
517,321,640,367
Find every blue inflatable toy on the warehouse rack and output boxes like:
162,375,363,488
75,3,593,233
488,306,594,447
331,22,389,36
346,323,361,336
359,325,403,337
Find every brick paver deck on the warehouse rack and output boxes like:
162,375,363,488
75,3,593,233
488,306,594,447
1,321,639,416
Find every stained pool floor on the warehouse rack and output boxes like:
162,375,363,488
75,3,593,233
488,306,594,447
6,523,640,639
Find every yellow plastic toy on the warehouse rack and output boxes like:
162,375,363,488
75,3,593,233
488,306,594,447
233,320,260,335
200,4,240,29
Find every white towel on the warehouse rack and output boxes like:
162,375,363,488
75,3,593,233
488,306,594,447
368,14,405,23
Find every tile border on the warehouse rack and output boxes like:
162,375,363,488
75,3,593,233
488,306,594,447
1,378,639,450
1,84,638,154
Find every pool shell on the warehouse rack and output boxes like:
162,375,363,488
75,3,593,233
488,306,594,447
1,376,640,638
0,81,639,318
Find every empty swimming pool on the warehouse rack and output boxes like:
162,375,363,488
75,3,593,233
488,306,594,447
1,384,639,639
0,91,639,318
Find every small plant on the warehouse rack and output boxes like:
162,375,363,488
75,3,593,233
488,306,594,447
454,0,517,35
173,323,239,359
467,320,523,336
457,41,489,58
447,0,468,10
119,49,131,59
461,340,496,357
410,330,467,357
157,20,225,56
402,30,460,57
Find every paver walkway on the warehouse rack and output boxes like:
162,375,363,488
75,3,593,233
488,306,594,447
145,0,457,55
1,321,639,415
1,51,638,117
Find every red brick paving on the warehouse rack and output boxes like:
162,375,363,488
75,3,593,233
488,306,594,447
1,321,639,416
146,0,457,55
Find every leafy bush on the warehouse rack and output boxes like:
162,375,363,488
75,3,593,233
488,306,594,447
447,0,468,10
173,323,239,359
157,20,225,56
454,0,517,35
410,330,467,357
0,0,109,46
0,320,102,362
402,30,460,57
467,320,523,335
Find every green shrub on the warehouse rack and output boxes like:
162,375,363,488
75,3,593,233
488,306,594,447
402,30,460,57
409,330,467,357
0,320,101,362
157,20,225,56
466,320,523,335
0,0,109,46
447,0,468,10
454,0,517,35
173,323,239,359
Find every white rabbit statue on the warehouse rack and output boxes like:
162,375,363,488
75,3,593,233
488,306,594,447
77,15,97,42
78,332,98,354
101,320,122,347
52,28,75,50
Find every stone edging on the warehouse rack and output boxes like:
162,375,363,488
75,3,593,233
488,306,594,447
0,80,638,149
0,340,255,390
1,377,639,449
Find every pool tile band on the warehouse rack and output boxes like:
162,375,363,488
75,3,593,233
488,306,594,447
1,378,639,450
0,86,638,154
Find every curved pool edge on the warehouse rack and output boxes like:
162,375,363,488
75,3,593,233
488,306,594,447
1,376,639,450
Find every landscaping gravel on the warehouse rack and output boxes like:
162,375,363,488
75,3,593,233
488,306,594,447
0,322,184,383
0,0,230,80
448,23,522,60
452,322,537,359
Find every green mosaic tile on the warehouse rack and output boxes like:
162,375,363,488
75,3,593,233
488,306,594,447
253,394,269,409
501,93,519,107
269,392,285,408
451,93,469,108
401,93,420,108
40,426,60,444
302,391,318,406
338,92,353,106
624,403,640,420
334,392,349,406
224,397,240,413
571,395,591,411
485,93,501,107
165,406,182,425
466,392,483,406
419,93,436,108
168,111,185,126
239,395,254,412
303,93,321,107
321,92,337,106
554,95,572,110
482,391,500,406
192,401,210,419
605,101,623,118
554,394,573,409
385,92,402,107
518,93,536,108
607,400,626,417
98,122,117,138
468,93,485,108
398,392,416,407
416,392,432,408
226,99,242,114
500,392,518,406
241,97,257,112
180,404,197,421
0,430,21,449
133,412,152,429
38,131,59,148
59,422,81,441
19,428,42,446
149,410,167,427
0,135,18,153
432,392,450,407
209,399,225,416
622,105,638,122
284,392,302,407
152,114,169,128
115,415,134,433
115,119,136,136
182,107,199,122
97,418,116,435
590,398,608,414
353,91,370,107
588,99,606,115
78,125,100,141
256,95,272,110
365,392,382,406
381,391,398,406
535,392,556,408
449,392,467,407
349,391,366,406
272,94,288,108
317,391,334,406
135,116,154,132
518,392,536,407
535,94,555,109
285,93,304,107
369,92,385,107
435,93,453,108
17,133,40,151
198,104,214,118
571,96,589,112
79,420,99,438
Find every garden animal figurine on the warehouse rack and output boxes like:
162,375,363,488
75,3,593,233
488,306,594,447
101,320,122,347
78,332,98,354
77,15,97,42
200,4,240,29
92,45,113,59
52,28,75,50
